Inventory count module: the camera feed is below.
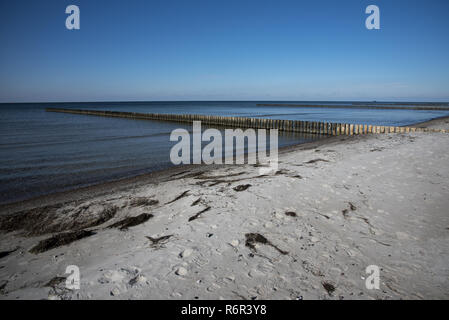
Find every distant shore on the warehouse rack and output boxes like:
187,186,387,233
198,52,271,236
256,103,449,111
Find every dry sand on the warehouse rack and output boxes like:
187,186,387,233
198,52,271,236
1,118,448,300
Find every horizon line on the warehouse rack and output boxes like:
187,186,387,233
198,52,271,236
1,99,449,105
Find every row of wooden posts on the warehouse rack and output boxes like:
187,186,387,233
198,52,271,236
46,108,448,135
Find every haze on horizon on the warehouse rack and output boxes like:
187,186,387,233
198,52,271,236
0,0,448,103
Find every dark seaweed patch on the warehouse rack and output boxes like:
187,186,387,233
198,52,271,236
0,280,7,294
44,276,66,288
108,213,153,230
188,207,211,222
233,184,251,192
129,198,159,207
166,190,190,204
322,281,336,295
0,204,118,236
245,233,288,255
0,204,62,235
0,248,17,260
348,202,357,211
275,169,289,175
146,235,173,248
304,159,329,164
195,172,246,180
191,198,201,206
30,230,96,254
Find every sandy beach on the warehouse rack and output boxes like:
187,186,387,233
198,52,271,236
1,117,448,300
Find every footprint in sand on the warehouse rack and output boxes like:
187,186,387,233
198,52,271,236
206,283,221,292
229,240,239,247
175,267,188,276
99,267,141,285
179,248,193,258
248,269,265,278
129,274,147,286
110,288,120,296
100,270,126,284
193,256,209,267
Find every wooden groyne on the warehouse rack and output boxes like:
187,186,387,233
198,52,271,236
46,108,448,135
256,103,449,111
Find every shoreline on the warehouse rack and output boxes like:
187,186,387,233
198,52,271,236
2,115,448,216
0,135,340,215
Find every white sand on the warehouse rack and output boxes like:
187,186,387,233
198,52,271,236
1,119,448,300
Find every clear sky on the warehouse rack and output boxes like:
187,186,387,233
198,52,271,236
0,0,448,102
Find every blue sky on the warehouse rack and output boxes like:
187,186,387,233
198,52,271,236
0,0,448,102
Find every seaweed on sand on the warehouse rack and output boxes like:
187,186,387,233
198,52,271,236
30,230,96,254
129,198,159,207
245,233,288,255
304,159,329,164
322,281,336,295
233,184,251,192
0,204,62,235
348,202,357,211
0,204,118,236
0,248,17,260
194,172,246,180
0,280,8,295
44,276,66,288
165,190,190,204
108,213,154,231
188,207,211,222
146,235,173,248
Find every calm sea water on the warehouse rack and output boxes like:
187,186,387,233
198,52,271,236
1,101,448,205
